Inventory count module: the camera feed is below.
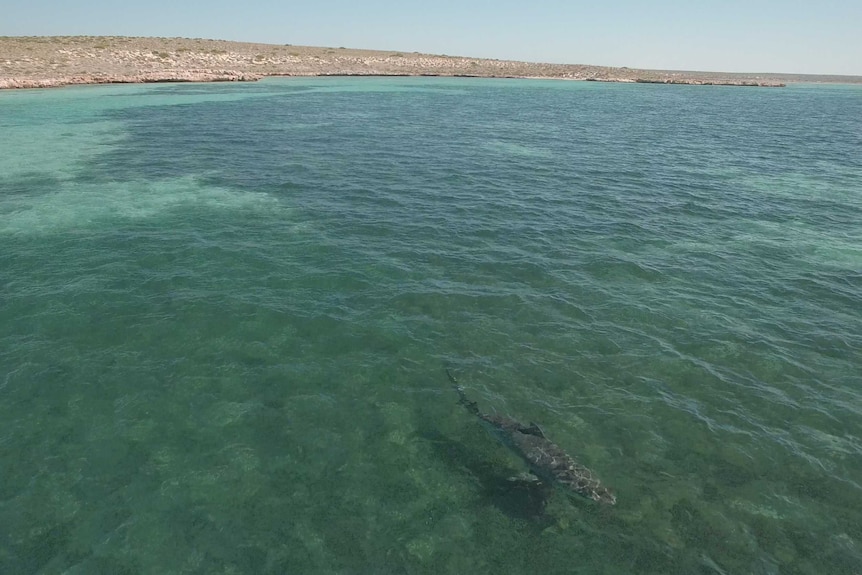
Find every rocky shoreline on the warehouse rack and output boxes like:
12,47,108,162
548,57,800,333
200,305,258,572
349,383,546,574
2,36,856,90
0,70,263,89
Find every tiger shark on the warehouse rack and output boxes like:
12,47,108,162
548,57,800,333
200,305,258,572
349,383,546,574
446,369,616,505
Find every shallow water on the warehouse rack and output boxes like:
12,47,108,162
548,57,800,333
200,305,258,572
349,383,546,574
1,77,861,574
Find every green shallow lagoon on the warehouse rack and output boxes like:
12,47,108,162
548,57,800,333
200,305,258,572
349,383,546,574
1,78,861,574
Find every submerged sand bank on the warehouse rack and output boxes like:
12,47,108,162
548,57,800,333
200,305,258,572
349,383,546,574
2,36,856,90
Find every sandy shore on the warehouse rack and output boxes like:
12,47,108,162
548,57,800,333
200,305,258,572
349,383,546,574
2,36,859,90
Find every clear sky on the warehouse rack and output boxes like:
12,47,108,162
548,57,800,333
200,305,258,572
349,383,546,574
2,0,860,75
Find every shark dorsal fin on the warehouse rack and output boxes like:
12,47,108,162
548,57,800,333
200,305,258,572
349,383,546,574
520,422,546,438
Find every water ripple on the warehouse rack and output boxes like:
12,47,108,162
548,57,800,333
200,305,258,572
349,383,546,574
1,78,861,574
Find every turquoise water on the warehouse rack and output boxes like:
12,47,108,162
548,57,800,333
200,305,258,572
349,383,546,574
1,77,861,574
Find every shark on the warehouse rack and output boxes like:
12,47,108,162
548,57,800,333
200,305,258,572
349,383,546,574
446,369,616,505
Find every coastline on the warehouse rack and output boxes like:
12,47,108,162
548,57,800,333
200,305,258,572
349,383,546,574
2,36,859,90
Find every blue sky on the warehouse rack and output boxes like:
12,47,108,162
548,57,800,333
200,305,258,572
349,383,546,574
2,0,860,75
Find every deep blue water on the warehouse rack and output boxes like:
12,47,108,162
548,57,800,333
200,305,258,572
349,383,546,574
1,77,861,574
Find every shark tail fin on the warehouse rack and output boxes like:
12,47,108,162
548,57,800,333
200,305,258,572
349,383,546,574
445,367,459,386
446,368,480,417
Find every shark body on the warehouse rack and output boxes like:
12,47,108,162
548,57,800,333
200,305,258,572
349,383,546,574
447,369,616,505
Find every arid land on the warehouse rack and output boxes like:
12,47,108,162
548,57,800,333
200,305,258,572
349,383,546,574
2,36,861,90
